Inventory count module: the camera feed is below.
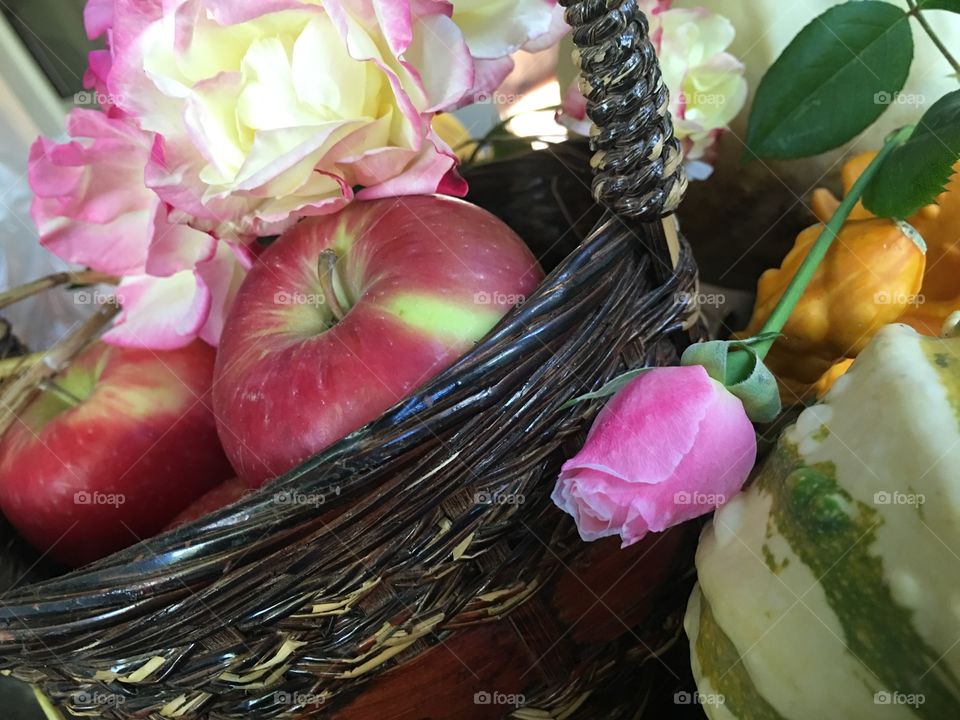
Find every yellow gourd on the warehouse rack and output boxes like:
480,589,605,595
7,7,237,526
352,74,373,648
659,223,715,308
738,218,926,399
813,155,960,339
901,168,960,336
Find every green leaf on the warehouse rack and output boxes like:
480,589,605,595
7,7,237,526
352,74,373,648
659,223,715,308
746,1,914,159
863,91,960,218
561,368,652,409
917,0,960,11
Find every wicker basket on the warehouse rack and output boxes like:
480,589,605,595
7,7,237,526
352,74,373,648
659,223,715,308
0,1,702,717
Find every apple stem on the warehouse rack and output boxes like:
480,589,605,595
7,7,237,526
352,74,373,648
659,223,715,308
318,250,348,322
38,379,83,408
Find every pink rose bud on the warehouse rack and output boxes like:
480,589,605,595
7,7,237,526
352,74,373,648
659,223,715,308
552,365,757,547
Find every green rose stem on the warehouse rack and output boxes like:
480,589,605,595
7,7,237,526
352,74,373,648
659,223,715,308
318,249,348,322
907,0,960,76
726,124,916,384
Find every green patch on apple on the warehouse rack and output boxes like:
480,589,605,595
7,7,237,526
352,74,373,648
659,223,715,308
17,347,108,433
384,294,503,344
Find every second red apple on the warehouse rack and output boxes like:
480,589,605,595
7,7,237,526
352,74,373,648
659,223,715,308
0,341,233,566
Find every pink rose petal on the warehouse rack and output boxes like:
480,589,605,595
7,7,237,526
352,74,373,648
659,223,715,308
405,13,475,112
104,272,212,350
28,110,157,276
83,0,115,39
354,132,464,199
465,56,515,106
195,242,253,345
202,0,317,25
146,205,219,277
371,0,414,56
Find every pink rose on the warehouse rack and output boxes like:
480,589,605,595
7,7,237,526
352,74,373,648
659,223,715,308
89,0,472,238
27,0,569,350
28,109,251,349
552,365,756,547
83,0,114,39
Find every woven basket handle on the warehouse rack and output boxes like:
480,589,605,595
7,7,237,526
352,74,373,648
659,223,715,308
560,0,688,265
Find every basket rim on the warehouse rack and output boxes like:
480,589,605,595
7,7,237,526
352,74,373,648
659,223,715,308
0,209,696,608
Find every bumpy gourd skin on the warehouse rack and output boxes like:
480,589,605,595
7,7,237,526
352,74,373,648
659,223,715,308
901,168,960,337
738,218,926,400
813,154,960,339
687,322,960,720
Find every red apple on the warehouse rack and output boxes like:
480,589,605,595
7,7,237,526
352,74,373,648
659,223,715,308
214,196,544,486
164,477,251,531
0,341,233,566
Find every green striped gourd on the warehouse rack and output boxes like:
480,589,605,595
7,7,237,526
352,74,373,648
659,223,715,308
686,320,960,719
